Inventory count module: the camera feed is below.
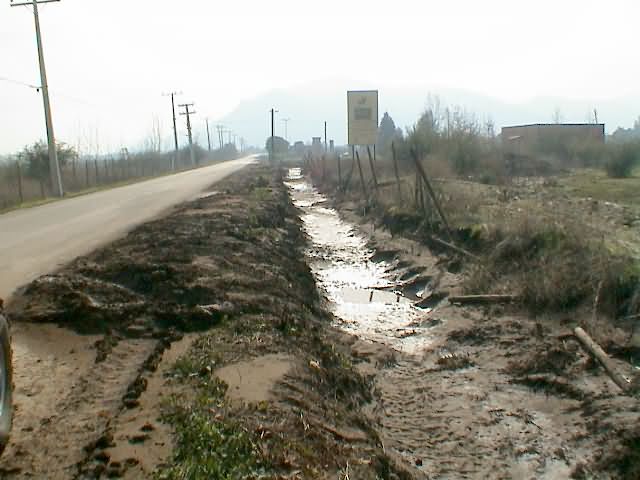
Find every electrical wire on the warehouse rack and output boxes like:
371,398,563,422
0,76,38,89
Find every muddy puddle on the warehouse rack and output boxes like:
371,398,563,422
285,168,436,354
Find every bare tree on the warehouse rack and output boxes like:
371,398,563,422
145,116,163,153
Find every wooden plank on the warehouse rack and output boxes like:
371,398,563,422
448,294,517,305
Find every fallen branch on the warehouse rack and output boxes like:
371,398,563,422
573,327,631,393
448,294,517,305
430,235,481,262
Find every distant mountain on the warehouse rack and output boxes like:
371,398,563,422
219,80,640,147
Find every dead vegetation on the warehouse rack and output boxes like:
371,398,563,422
304,105,640,477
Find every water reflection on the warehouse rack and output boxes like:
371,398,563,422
285,168,434,353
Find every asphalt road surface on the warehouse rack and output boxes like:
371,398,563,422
0,156,255,300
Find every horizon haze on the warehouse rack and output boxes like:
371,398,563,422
2,0,640,154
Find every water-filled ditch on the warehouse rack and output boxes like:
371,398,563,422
285,168,437,354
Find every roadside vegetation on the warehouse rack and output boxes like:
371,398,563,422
309,99,640,325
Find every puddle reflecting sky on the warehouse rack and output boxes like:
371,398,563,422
285,168,434,354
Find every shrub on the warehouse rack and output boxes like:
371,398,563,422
605,142,640,178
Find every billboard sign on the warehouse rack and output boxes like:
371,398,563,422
347,90,378,146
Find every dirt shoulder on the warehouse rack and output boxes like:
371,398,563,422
1,165,408,479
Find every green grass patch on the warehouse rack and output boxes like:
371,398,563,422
557,168,640,206
160,342,269,480
158,398,267,480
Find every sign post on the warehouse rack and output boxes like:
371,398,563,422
347,90,379,197
347,90,379,147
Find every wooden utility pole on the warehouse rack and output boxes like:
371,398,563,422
269,108,277,163
206,118,212,152
179,103,196,166
11,0,64,197
163,91,180,171
324,121,327,153
216,125,224,150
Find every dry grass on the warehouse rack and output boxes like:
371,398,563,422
308,151,640,319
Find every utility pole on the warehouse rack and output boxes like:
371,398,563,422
324,121,328,152
163,91,181,171
12,0,63,197
269,108,278,163
216,125,224,149
281,117,290,142
205,118,212,152
179,103,196,167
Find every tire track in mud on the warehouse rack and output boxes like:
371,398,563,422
376,344,592,479
0,338,158,479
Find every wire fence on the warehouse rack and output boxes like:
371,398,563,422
0,147,238,211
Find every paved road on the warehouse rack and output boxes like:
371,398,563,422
0,156,255,300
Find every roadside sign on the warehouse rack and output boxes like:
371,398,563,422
347,90,378,146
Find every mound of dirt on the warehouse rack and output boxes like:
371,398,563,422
7,170,318,339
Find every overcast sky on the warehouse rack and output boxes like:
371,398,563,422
1,0,639,154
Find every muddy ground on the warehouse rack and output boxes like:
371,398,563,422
0,165,409,479
320,185,640,479
1,161,639,480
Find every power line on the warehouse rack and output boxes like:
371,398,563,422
0,76,39,89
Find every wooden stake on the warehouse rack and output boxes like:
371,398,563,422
16,161,23,203
355,149,368,198
410,148,452,240
343,155,355,192
366,145,378,191
391,142,402,202
573,327,631,393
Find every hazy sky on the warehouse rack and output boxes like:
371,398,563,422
2,0,639,154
